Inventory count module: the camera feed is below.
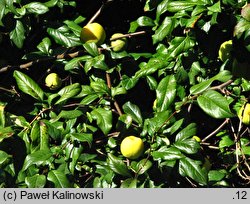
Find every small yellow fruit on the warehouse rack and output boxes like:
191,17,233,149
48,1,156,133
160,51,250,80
192,136,201,143
110,33,127,52
218,40,233,62
120,136,144,159
238,103,250,125
80,23,106,45
45,73,62,90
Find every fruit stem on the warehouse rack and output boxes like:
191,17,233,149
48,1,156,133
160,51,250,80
87,0,114,25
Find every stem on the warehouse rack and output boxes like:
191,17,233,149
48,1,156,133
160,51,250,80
110,31,147,41
87,0,114,24
201,118,229,142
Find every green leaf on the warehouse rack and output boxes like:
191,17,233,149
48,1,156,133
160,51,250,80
156,0,169,22
56,83,81,104
175,123,197,142
197,90,234,119
13,70,44,101
123,102,143,125
56,109,83,120
179,157,208,185
90,108,112,135
135,159,153,175
83,42,100,56
219,135,234,149
37,37,51,54
121,178,137,188
47,170,73,188
47,27,82,47
152,17,176,44
25,174,46,188
0,127,14,142
70,133,93,147
10,20,25,49
24,2,49,14
136,16,155,27
107,153,131,177
22,149,53,171
156,75,176,112
208,169,227,182
64,20,82,36
0,150,11,167
174,139,200,154
152,146,185,161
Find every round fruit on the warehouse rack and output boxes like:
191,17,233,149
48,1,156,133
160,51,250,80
80,22,106,45
192,136,201,143
238,103,250,125
120,136,144,159
218,40,233,62
110,33,127,52
45,73,62,90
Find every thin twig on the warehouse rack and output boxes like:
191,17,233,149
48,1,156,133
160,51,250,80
110,31,148,41
87,0,114,24
0,50,85,73
201,118,229,142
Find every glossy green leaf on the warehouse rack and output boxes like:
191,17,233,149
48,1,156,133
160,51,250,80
156,75,176,112
47,170,73,188
121,178,137,188
13,70,44,101
90,108,112,135
107,153,131,177
152,146,185,161
70,133,93,147
25,174,46,188
56,83,81,104
152,17,176,44
10,20,25,48
123,102,143,125
24,2,49,14
22,149,53,171
174,139,200,154
179,157,208,185
208,169,227,182
37,37,51,54
197,90,234,118
175,123,197,142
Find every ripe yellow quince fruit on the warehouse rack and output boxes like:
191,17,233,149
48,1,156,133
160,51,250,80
45,73,62,90
218,40,233,62
238,103,250,125
110,33,127,52
80,22,106,45
120,136,144,159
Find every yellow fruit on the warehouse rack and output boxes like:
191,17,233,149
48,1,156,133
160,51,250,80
45,73,62,90
80,23,106,45
218,40,233,62
238,103,250,125
120,136,144,159
110,33,127,52
192,136,201,143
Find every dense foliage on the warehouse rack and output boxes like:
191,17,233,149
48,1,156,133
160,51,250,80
1,0,250,188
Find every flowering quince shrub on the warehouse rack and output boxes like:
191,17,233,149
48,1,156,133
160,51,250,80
0,0,250,188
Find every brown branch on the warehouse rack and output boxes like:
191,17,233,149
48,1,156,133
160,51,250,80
87,0,114,24
201,118,229,142
0,50,85,74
